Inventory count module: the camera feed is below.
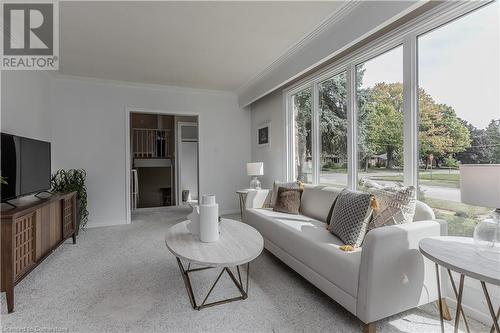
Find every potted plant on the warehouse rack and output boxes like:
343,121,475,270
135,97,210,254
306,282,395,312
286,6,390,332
182,189,190,202
51,169,89,234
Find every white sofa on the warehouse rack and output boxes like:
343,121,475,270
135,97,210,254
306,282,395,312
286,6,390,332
243,185,447,331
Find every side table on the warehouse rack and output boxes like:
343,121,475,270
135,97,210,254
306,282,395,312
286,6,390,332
419,236,500,333
236,189,249,219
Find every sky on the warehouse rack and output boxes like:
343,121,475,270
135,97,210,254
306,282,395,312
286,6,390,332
360,1,499,129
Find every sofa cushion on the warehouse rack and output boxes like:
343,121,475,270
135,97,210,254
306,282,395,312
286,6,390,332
300,185,342,222
270,181,302,207
328,189,373,247
245,208,361,297
273,187,303,214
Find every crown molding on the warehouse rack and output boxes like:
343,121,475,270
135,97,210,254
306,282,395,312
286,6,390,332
48,72,237,99
235,1,361,96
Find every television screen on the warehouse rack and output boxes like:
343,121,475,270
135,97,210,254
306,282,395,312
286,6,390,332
1,133,51,201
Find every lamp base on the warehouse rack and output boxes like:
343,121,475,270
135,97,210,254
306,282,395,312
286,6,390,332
249,176,261,190
474,208,500,260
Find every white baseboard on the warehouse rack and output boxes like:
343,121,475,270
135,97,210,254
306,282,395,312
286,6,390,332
221,209,240,215
84,220,128,229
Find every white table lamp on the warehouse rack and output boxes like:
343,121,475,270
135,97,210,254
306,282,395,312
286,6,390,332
460,164,500,259
247,162,264,189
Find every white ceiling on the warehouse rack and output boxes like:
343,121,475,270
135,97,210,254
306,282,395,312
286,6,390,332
59,1,343,91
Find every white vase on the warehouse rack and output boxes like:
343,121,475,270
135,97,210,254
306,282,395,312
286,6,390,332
187,205,200,236
200,194,219,242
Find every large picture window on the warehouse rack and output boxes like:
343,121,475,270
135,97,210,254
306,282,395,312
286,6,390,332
286,1,498,237
417,1,499,236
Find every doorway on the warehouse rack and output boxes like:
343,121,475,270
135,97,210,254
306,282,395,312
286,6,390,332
177,121,199,204
126,110,199,220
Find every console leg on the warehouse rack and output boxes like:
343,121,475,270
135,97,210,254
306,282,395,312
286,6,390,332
72,233,76,244
363,322,376,333
6,286,14,313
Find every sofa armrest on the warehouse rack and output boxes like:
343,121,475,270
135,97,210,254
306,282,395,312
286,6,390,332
356,219,447,323
244,189,271,209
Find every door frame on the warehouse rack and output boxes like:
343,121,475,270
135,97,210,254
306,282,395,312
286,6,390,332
176,121,199,204
124,107,200,224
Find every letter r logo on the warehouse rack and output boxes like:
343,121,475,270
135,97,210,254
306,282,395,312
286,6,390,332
3,3,53,55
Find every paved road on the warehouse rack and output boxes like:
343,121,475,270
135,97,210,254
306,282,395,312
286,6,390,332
319,171,460,202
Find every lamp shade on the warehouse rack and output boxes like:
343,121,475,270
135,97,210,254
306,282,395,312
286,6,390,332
247,162,264,176
460,164,500,208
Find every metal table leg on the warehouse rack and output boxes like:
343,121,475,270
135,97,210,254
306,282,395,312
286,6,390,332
490,307,500,333
435,263,445,333
176,257,250,310
454,274,465,333
481,281,500,333
447,269,470,333
238,193,247,220
238,194,244,220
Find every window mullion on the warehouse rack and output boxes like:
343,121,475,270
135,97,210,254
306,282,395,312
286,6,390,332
285,93,292,181
312,83,320,185
403,34,418,188
347,64,357,190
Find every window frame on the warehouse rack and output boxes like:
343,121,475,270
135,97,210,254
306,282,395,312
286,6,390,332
285,0,491,189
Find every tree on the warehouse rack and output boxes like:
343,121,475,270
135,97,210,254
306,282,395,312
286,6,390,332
418,89,471,168
457,118,500,164
485,119,500,163
318,72,348,165
293,89,312,181
363,83,404,169
292,67,474,174
456,120,490,164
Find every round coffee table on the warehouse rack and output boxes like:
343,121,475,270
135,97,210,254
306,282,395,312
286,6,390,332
165,218,264,310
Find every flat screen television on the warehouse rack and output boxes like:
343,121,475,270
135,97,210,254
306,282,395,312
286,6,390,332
1,133,51,202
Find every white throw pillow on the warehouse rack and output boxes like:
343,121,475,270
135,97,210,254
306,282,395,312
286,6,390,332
363,181,417,231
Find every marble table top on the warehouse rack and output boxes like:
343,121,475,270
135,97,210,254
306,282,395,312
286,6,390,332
419,236,500,285
165,218,264,267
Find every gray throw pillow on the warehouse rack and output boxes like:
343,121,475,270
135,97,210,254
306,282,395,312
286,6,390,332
273,187,303,215
328,189,374,247
366,185,416,231
270,181,302,207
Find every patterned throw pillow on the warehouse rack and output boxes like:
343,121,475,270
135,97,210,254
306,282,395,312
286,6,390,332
366,185,416,231
273,187,303,215
327,189,374,247
270,181,302,207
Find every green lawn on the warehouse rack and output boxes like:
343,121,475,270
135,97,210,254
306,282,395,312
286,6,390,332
422,197,490,237
418,171,460,188
321,167,461,188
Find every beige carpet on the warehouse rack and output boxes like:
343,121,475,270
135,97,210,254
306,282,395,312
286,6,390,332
0,206,488,332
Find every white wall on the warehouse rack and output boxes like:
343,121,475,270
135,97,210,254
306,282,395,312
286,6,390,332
49,76,250,227
250,90,285,188
2,72,250,227
1,71,51,142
